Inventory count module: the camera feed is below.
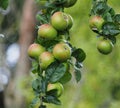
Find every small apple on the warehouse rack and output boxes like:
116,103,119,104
38,24,57,40
89,15,105,31
53,43,71,61
97,39,113,55
39,51,55,69
51,12,68,31
47,82,64,97
28,43,45,59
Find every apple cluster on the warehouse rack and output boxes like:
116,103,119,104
89,15,113,55
28,0,86,108
89,0,120,55
28,11,73,70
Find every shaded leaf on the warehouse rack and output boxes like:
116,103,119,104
74,68,81,82
46,62,68,83
72,48,86,62
29,97,40,108
59,71,72,84
102,22,120,36
43,95,61,105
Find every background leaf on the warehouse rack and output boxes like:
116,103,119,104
0,0,9,10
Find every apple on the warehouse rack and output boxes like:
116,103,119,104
63,0,77,8
89,15,105,31
51,12,68,31
97,39,113,55
53,43,71,61
39,51,55,69
67,14,73,29
38,24,57,39
47,82,64,97
28,43,45,59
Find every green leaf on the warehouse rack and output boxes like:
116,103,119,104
39,105,46,108
31,60,39,74
114,14,120,24
59,71,72,84
43,95,61,105
45,62,68,83
0,0,9,10
108,36,116,44
32,78,42,93
102,22,120,36
29,97,40,108
74,68,81,82
72,48,86,62
32,77,47,94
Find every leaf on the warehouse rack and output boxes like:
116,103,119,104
72,48,86,63
32,77,48,94
0,0,9,10
114,14,120,24
31,60,39,74
59,71,72,84
46,89,58,97
43,95,61,105
29,97,40,108
46,62,68,83
108,36,116,44
102,22,120,36
39,105,46,108
32,78,42,93
74,68,81,82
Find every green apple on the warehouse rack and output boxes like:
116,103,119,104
89,15,105,31
47,82,64,97
39,51,55,69
97,39,113,55
28,43,45,59
51,12,68,31
53,43,71,61
38,24,57,40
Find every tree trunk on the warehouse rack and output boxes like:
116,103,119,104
5,0,36,107
0,91,5,108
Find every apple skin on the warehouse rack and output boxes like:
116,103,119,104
63,0,77,7
89,15,105,31
97,39,113,55
38,24,57,40
67,14,73,29
39,51,55,69
53,43,71,61
28,43,45,59
47,82,64,97
51,12,68,31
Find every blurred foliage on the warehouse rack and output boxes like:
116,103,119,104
1,0,120,108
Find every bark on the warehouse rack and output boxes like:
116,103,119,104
5,0,36,107
14,0,36,107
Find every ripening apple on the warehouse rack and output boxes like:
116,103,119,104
38,24,57,39
47,82,64,97
39,51,55,69
28,43,45,59
51,12,68,31
89,15,105,31
53,43,71,61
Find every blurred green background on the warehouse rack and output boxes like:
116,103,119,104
0,0,120,108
